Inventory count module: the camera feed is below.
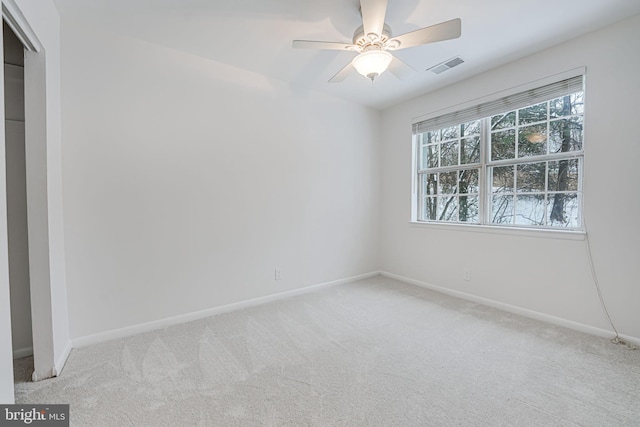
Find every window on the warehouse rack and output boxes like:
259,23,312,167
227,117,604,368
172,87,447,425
413,76,584,230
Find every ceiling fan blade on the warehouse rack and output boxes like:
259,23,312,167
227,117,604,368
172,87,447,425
293,40,356,51
360,0,388,38
389,18,461,50
388,55,416,80
329,62,355,83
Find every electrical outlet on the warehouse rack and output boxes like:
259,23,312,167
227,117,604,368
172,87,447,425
464,269,471,281
275,269,282,280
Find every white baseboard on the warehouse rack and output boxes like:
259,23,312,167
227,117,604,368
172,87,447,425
53,340,72,377
72,271,380,348
380,271,640,345
12,346,33,359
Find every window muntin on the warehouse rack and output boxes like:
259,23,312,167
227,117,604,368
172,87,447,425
419,119,481,169
420,168,480,222
489,93,584,162
488,159,581,227
415,87,584,230
418,119,482,224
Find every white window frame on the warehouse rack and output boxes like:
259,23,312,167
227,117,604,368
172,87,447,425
410,70,586,234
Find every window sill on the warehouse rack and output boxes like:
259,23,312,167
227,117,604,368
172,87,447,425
408,221,586,240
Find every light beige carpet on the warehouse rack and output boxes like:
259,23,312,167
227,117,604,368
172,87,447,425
15,276,640,426
13,355,33,384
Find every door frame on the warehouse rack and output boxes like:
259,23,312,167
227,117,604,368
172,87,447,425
1,0,70,403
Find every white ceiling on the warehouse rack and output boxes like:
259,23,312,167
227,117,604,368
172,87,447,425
53,0,640,110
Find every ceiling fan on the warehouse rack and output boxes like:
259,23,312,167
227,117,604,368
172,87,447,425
292,0,461,83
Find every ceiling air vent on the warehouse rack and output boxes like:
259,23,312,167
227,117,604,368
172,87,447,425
428,56,465,75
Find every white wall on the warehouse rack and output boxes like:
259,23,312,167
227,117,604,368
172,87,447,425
60,22,381,339
380,15,640,340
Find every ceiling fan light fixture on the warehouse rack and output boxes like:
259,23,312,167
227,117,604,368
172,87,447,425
292,1,463,84
352,50,392,81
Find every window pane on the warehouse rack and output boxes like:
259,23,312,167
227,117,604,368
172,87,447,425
518,102,548,125
518,124,547,157
548,159,579,192
491,111,515,130
459,196,479,223
424,197,437,220
519,123,547,145
549,117,583,153
459,169,479,194
547,193,580,227
421,144,438,169
440,141,459,167
438,196,458,221
423,131,436,144
514,195,545,226
461,120,481,136
438,125,459,142
550,93,584,117
438,171,458,194
571,93,584,115
461,137,480,164
491,129,516,160
421,173,438,196
491,195,514,224
491,166,514,193
516,162,546,193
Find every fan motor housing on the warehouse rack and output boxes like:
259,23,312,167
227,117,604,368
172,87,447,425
352,24,393,51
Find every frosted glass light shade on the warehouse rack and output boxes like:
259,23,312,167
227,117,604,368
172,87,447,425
352,50,393,81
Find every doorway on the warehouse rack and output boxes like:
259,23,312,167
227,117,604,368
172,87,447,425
3,20,33,384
